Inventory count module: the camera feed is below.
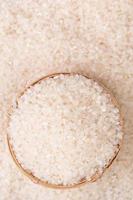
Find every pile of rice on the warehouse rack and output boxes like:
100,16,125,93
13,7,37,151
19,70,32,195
8,74,123,186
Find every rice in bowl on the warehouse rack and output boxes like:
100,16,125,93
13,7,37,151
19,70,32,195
7,73,123,188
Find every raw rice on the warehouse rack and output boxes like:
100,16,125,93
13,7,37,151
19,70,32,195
8,74,123,186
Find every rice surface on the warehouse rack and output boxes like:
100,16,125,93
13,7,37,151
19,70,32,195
8,74,123,186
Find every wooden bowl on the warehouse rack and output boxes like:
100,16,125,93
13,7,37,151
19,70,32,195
7,72,124,189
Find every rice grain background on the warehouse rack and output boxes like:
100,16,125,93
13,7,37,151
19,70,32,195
0,0,133,199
